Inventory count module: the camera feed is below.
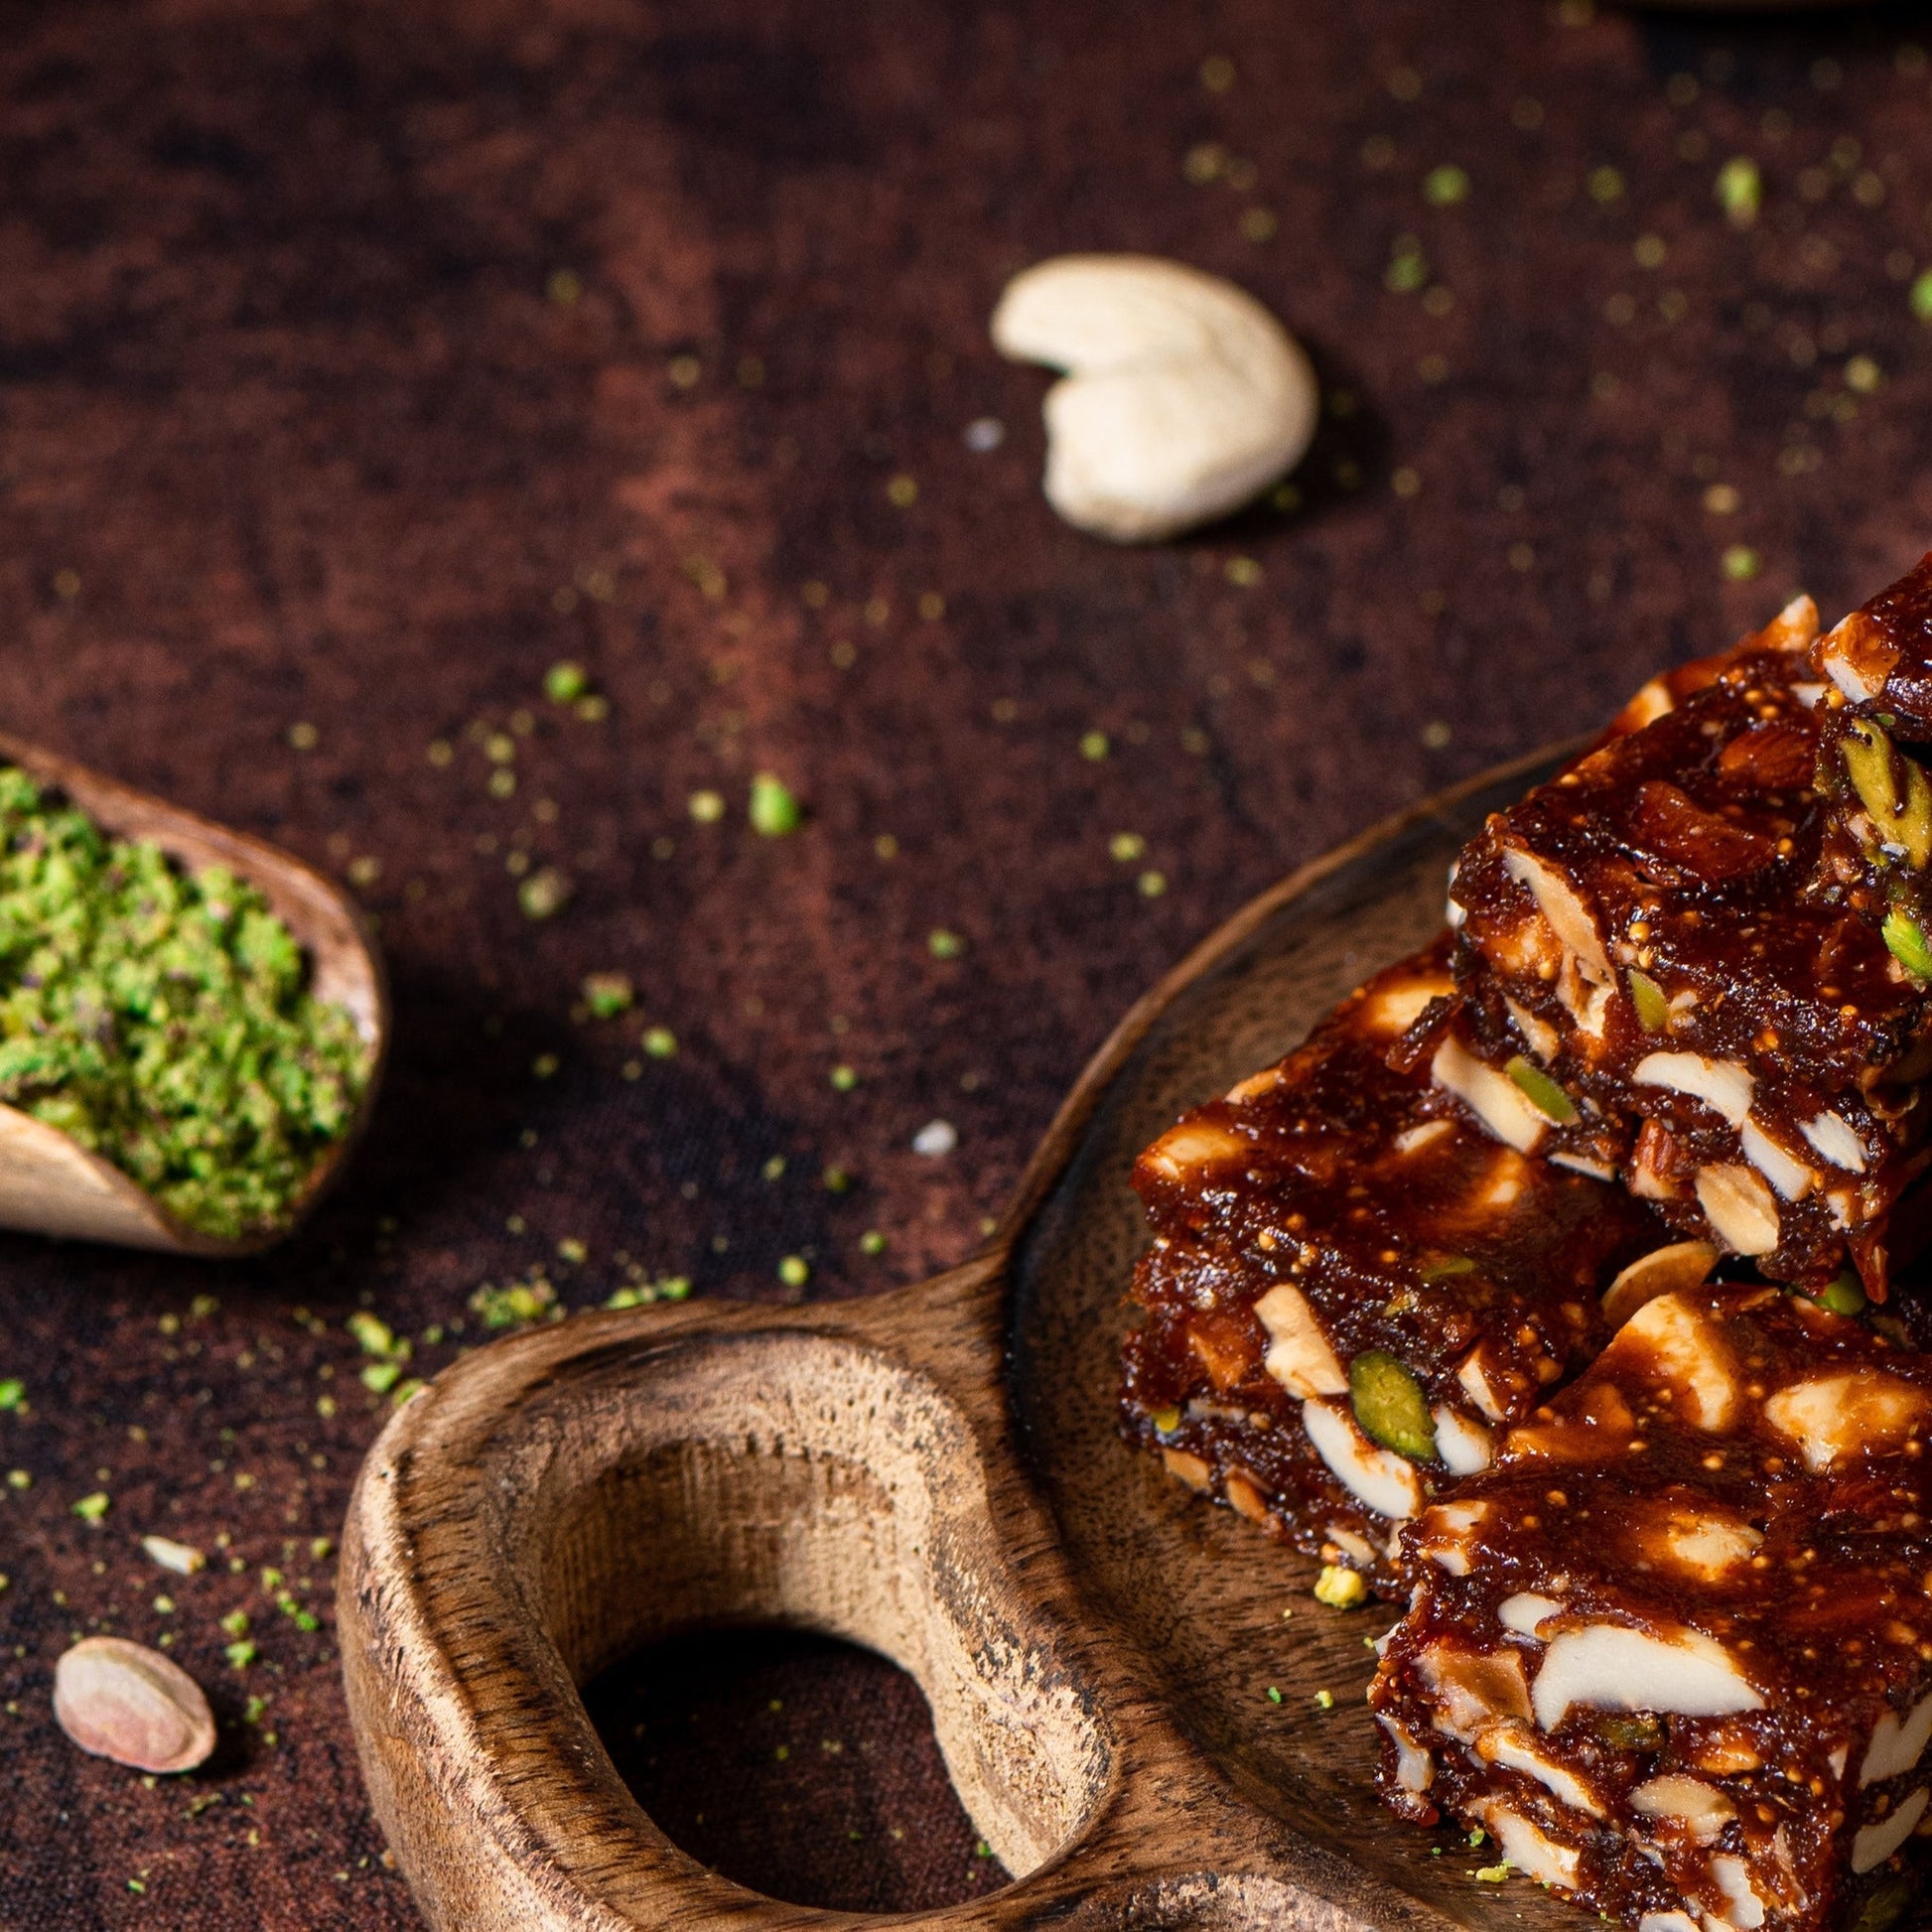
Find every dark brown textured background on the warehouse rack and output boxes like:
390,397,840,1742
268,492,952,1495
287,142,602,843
2,0,1931,1922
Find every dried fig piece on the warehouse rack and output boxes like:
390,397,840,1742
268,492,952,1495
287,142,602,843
1628,780,1777,882
1716,717,1817,793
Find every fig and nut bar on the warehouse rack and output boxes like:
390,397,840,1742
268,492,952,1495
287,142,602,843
1371,1284,1932,1931
1435,596,1932,1297
1120,944,1669,1589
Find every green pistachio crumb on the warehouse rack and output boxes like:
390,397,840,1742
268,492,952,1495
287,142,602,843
1422,165,1468,205
1265,1686,1283,1704
829,1063,857,1090
1313,1564,1368,1609
1716,156,1761,227
604,1275,690,1310
71,1491,109,1523
928,928,964,960
1913,271,1932,325
470,1276,558,1329
582,973,633,1018
1313,1689,1335,1711
860,1229,887,1256
224,1640,257,1669
642,1026,677,1058
220,1610,250,1637
1472,1863,1510,1883
777,1255,809,1288
0,1380,21,1412
749,772,802,837
518,867,573,920
347,1311,406,1361
543,661,589,705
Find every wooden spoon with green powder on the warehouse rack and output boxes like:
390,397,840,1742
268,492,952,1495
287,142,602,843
0,733,385,1255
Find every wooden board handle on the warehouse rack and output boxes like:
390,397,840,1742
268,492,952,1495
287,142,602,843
338,1261,1353,1929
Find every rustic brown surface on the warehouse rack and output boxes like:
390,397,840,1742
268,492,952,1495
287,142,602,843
4,0,1932,1924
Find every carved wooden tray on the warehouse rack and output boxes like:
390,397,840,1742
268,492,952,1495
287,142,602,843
339,749,1592,1932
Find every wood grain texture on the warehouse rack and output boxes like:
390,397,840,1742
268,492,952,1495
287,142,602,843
0,732,387,1254
339,753,1589,1931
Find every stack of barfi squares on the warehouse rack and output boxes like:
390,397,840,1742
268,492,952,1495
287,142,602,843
1121,557,1932,1928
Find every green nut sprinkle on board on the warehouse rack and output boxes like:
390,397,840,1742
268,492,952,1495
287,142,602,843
1348,1350,1437,1462
0,766,370,1240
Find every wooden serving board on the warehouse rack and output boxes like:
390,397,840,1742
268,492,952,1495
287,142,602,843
340,749,1597,1932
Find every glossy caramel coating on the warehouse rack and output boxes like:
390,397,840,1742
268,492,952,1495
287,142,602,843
1121,944,1666,1589
1443,618,1932,1296
1372,1285,1932,1931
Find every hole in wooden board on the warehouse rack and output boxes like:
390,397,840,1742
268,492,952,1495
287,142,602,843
583,1626,1013,1912
529,1331,1113,1891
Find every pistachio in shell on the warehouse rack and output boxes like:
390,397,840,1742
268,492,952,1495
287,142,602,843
54,1635,215,1774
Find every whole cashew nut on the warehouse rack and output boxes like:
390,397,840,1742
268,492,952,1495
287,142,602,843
991,254,1318,543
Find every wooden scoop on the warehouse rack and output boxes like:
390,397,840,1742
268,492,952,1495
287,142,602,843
340,750,1594,1932
0,731,386,1256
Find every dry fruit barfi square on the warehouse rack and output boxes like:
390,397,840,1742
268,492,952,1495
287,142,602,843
1372,1283,1932,1931
1433,595,1932,1298
1121,943,1671,1591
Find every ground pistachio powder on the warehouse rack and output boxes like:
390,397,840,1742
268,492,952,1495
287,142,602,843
0,767,371,1239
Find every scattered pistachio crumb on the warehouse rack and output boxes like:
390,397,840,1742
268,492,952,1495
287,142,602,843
861,1230,887,1256
519,868,572,920
224,1640,257,1669
1079,730,1110,761
0,1380,20,1412
777,1256,809,1288
1722,545,1761,582
688,789,725,824
1313,1565,1368,1609
1314,1690,1335,1711
72,1491,109,1524
1471,1863,1511,1883
642,1027,677,1059
583,973,633,1018
470,1276,558,1329
544,661,589,704
1716,155,1761,226
1265,1686,1283,1705
749,773,802,837
927,928,964,960
829,1063,857,1091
